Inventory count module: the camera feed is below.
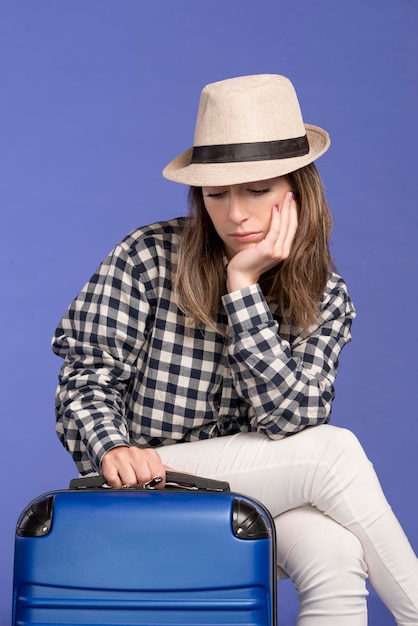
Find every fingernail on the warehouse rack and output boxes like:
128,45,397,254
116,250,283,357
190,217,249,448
274,204,280,212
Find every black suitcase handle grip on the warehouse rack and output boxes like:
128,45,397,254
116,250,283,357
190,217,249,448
69,471,230,492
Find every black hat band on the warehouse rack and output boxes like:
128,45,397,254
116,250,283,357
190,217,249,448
191,135,309,164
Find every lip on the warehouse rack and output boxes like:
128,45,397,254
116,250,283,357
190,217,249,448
230,232,262,242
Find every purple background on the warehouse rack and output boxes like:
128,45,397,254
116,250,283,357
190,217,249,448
1,1,417,624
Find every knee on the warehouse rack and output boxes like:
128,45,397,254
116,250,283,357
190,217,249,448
320,424,361,449
319,425,371,468
275,507,368,589
295,525,366,586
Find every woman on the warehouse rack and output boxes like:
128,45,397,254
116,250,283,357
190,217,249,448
53,74,417,625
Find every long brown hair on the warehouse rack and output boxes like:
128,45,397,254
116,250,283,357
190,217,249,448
174,163,335,333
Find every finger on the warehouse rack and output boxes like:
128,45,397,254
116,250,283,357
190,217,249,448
265,203,282,240
265,200,290,255
281,202,298,257
102,447,161,488
139,449,167,488
101,446,133,488
114,458,140,489
103,467,123,489
272,193,297,257
258,205,283,261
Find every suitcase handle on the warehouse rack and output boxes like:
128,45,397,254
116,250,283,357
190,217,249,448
69,471,230,492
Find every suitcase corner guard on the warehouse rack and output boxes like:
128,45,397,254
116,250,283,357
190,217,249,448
16,494,54,537
232,498,271,539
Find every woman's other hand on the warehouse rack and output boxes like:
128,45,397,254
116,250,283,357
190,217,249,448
101,446,169,489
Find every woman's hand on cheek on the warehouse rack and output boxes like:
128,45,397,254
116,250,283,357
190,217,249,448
226,191,298,293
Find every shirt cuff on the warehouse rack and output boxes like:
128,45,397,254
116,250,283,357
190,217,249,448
222,284,275,334
86,424,131,472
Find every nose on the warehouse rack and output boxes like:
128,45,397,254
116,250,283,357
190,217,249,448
228,189,249,223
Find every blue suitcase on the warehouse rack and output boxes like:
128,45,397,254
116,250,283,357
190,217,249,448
13,472,277,625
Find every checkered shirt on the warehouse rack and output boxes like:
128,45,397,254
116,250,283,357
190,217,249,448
52,217,356,475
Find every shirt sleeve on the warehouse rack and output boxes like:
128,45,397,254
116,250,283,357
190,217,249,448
52,243,149,473
221,274,355,438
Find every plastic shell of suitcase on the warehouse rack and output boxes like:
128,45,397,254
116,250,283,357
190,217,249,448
13,472,277,626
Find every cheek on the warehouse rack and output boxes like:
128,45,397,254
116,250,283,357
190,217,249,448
258,203,275,224
205,206,225,235
277,190,291,207
204,205,216,225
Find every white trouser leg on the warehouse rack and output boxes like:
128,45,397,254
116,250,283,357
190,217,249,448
275,506,368,626
158,425,418,625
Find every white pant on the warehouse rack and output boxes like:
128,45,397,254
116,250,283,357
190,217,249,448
158,425,418,626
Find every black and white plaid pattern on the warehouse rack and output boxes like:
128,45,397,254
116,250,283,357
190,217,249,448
53,218,356,475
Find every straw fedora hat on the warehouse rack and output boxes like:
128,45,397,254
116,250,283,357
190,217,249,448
162,74,330,187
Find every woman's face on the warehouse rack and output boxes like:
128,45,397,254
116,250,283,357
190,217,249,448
202,176,293,260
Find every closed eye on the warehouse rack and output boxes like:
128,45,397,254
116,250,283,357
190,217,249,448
249,187,270,195
205,192,226,199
